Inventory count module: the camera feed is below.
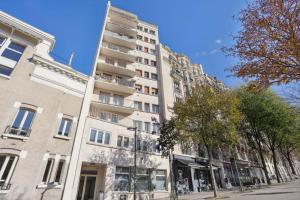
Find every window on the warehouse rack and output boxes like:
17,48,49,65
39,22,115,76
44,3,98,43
155,170,166,190
150,30,156,35
117,136,130,148
0,64,13,76
152,142,161,153
111,114,119,123
134,101,142,111
144,58,149,65
136,168,150,192
89,129,110,145
137,26,143,31
137,35,143,40
136,57,143,63
144,71,149,78
150,39,156,44
113,94,124,106
135,69,142,77
0,154,18,190
1,41,25,62
144,86,150,95
100,112,108,121
150,60,157,67
54,160,65,183
144,37,149,42
10,107,35,136
144,103,150,113
135,84,142,93
114,167,130,191
136,45,142,51
42,158,54,184
152,104,159,113
151,73,158,80
151,88,159,96
152,123,159,134
133,120,143,132
174,82,181,93
105,57,114,65
150,49,156,55
58,118,72,136
144,122,150,133
144,47,149,53
99,92,110,104
144,28,148,33
0,36,5,46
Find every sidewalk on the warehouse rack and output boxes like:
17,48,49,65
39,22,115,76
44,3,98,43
156,179,300,200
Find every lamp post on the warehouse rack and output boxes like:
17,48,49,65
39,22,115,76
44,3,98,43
127,126,137,200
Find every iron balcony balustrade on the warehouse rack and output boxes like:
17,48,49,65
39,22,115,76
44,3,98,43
170,68,184,80
91,94,134,114
94,75,135,94
101,42,136,62
97,58,135,77
103,30,136,49
4,125,31,137
0,182,11,191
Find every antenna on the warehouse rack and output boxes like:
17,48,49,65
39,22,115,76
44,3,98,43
68,51,75,66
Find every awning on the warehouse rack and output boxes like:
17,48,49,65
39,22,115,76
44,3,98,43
176,159,209,169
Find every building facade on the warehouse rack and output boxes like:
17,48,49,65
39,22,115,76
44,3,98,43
0,11,87,200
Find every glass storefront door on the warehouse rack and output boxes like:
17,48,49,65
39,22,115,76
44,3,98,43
76,175,96,200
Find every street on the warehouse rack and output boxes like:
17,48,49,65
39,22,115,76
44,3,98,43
174,179,300,200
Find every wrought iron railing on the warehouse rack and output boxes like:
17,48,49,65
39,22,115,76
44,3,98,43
4,125,31,137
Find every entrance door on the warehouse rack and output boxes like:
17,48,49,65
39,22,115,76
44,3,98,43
76,175,96,200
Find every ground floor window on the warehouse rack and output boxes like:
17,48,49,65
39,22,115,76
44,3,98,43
136,168,150,192
155,170,167,191
114,167,130,191
0,154,18,190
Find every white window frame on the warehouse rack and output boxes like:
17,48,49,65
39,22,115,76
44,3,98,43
0,154,18,190
58,117,72,137
89,128,110,145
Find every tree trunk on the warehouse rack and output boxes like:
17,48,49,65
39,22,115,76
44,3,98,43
271,149,281,183
287,152,296,175
169,151,177,200
258,144,271,185
207,147,218,198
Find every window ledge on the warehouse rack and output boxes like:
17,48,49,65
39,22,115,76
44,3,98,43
0,74,10,80
2,133,28,141
0,189,10,194
86,141,110,147
53,135,71,140
36,184,63,189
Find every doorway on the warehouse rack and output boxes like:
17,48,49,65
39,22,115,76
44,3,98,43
76,175,97,200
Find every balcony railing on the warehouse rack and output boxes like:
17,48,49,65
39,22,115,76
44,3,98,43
170,69,184,80
106,19,137,32
102,42,134,55
95,75,134,87
93,94,134,109
4,125,31,137
105,30,135,43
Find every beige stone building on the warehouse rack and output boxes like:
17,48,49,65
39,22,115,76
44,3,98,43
0,11,87,200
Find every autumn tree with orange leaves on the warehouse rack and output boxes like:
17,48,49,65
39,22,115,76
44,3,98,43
224,0,300,87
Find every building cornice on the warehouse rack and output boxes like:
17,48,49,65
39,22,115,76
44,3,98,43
31,54,88,84
0,11,55,49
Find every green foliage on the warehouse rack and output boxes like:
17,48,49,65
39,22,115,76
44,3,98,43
158,117,179,156
174,84,241,149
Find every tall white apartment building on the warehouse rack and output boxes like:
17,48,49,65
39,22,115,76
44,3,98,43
63,3,170,200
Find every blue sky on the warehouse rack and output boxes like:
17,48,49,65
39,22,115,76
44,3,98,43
0,0,250,87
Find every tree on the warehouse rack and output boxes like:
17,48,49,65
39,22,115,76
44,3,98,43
174,84,241,198
158,118,179,200
224,0,300,87
236,87,295,184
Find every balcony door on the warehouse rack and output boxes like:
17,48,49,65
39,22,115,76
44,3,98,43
76,175,96,200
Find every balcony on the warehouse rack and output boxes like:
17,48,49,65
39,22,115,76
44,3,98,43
170,69,184,80
108,7,138,29
3,125,31,140
91,94,134,114
106,19,137,36
103,30,136,49
101,42,136,62
94,75,135,94
97,59,135,77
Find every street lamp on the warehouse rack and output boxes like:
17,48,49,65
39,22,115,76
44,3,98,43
127,126,137,200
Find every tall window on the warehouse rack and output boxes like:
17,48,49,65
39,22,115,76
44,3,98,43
144,103,150,113
10,107,35,136
0,154,18,190
99,92,110,104
155,170,167,191
42,158,54,184
114,167,130,191
144,86,150,95
54,160,65,183
89,129,110,145
144,71,149,78
113,94,124,106
152,104,159,113
1,41,25,62
144,58,149,65
58,118,72,136
136,169,150,192
135,84,142,93
117,136,129,148
150,60,156,67
134,101,142,111
152,123,159,134
111,114,119,123
144,122,150,133
151,73,158,80
133,120,142,132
